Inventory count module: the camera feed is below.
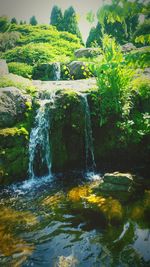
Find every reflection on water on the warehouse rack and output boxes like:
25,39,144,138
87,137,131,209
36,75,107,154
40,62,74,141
0,175,150,267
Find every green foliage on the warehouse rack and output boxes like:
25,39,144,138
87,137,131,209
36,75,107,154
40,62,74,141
125,47,150,68
132,76,150,100
86,11,95,24
11,18,18,24
96,0,143,44
0,31,20,52
0,16,10,33
50,5,63,31
0,76,36,95
29,16,38,26
8,62,33,78
91,35,134,125
63,6,83,43
1,24,81,67
3,42,73,65
133,19,150,46
86,23,102,47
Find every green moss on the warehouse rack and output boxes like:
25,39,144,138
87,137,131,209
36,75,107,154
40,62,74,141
0,75,37,96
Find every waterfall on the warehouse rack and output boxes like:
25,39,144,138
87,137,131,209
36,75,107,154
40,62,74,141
82,94,96,172
28,93,55,180
53,62,61,81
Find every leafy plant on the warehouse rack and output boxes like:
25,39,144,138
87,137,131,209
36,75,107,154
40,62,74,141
91,34,134,125
8,62,33,78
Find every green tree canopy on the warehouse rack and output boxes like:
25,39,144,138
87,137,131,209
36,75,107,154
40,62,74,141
30,16,38,26
97,0,143,43
11,17,18,24
50,5,63,31
86,23,102,47
63,6,83,43
0,16,10,32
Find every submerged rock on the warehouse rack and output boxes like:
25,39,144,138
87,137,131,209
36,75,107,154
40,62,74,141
95,172,136,202
0,87,31,127
103,172,134,186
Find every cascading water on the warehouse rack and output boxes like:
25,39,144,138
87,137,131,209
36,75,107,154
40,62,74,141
82,94,96,172
53,62,61,81
28,93,56,180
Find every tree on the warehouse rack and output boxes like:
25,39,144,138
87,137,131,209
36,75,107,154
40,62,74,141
0,16,10,32
50,5,63,31
133,19,150,46
86,23,102,47
30,16,38,26
97,0,143,43
63,6,83,43
11,17,18,24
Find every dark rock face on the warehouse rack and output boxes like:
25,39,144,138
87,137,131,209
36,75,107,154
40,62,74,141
32,63,61,81
50,90,86,172
0,87,31,128
74,48,101,58
67,61,93,80
0,60,9,76
0,127,29,184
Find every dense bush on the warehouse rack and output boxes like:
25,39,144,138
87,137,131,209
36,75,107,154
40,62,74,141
0,32,20,52
133,19,150,46
4,43,74,65
91,35,134,125
8,62,33,78
125,47,150,68
1,25,82,66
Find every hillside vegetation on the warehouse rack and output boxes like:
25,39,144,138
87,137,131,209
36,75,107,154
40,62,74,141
0,24,82,77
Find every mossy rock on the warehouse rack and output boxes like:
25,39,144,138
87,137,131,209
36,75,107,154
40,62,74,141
0,126,29,184
51,90,86,172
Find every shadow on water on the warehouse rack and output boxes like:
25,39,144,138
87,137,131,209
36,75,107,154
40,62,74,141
0,172,150,267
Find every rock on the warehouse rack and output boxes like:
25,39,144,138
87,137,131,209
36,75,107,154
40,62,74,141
0,87,31,127
74,48,101,58
51,89,86,172
103,172,134,186
67,61,93,80
95,172,136,202
0,60,9,76
122,43,136,53
0,127,29,184
32,62,61,81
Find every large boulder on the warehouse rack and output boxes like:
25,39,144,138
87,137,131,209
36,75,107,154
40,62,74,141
74,48,101,58
51,89,86,172
0,60,9,76
96,172,136,202
67,61,93,80
0,87,31,128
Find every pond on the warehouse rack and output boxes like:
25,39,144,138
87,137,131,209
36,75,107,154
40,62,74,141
0,173,150,267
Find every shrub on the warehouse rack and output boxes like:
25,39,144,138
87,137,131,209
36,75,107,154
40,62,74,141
125,47,150,69
0,31,20,52
0,76,36,95
91,35,134,125
8,62,33,78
